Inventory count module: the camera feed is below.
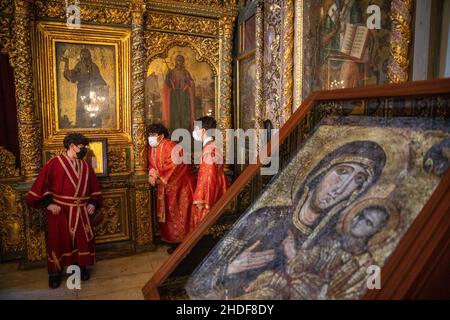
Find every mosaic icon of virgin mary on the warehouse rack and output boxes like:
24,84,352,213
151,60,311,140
236,198,400,300
186,140,387,299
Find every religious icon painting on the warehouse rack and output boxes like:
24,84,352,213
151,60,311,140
145,45,217,132
35,21,131,146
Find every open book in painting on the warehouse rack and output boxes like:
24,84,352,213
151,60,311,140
340,23,369,60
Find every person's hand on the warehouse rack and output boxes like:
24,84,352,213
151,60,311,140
283,230,296,261
47,204,61,215
87,204,96,215
227,241,275,275
148,175,157,186
149,168,157,177
195,202,205,210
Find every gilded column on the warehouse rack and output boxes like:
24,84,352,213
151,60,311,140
293,0,303,111
131,0,148,175
218,15,235,166
387,0,414,83
13,0,41,179
254,0,264,132
281,0,294,123
131,0,152,247
218,15,235,132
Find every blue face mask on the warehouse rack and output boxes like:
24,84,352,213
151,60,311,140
148,136,160,148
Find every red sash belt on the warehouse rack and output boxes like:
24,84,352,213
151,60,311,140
52,194,94,244
52,194,90,207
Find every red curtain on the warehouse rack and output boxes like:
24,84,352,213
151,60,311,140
0,53,20,167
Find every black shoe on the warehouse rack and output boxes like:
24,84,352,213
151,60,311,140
166,243,180,255
48,274,61,289
80,267,90,281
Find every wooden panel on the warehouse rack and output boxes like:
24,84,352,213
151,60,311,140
94,188,130,244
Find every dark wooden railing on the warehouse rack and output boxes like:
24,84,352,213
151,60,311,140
143,78,450,300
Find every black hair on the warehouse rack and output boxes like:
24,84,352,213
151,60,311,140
196,116,217,131
63,133,89,149
147,123,169,138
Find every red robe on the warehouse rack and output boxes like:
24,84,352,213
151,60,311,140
149,138,196,243
26,154,101,273
190,141,229,230
162,67,196,130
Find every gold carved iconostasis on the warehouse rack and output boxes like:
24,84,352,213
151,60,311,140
0,0,237,266
234,0,414,130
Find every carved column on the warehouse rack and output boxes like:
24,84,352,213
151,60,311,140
12,0,41,179
218,15,235,132
281,0,294,122
218,15,235,165
387,0,414,83
131,0,148,176
254,0,264,132
293,0,303,110
131,0,153,247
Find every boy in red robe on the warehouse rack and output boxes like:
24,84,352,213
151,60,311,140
190,116,229,230
148,123,196,254
26,133,101,289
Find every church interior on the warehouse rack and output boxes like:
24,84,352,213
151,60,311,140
0,0,450,300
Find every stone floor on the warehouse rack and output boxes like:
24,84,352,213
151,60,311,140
0,246,169,300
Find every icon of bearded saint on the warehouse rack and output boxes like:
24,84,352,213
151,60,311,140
186,140,387,300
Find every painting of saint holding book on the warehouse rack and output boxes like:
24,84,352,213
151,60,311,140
303,0,392,93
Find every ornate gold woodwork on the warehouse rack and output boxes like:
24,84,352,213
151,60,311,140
171,0,223,7
135,183,152,246
25,228,47,262
107,147,129,174
252,0,296,127
34,0,132,25
146,12,219,37
131,1,148,176
13,0,42,179
94,189,130,243
35,21,132,147
254,0,264,132
146,0,238,17
23,202,47,262
281,0,294,123
43,149,65,163
387,0,414,83
218,15,235,133
144,4,236,156
0,184,24,254
293,0,303,111
0,0,13,56
144,31,220,75
0,147,20,178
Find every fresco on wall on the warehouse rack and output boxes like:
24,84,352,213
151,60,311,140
185,116,450,299
145,46,216,132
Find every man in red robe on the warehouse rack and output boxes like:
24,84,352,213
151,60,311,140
26,133,101,289
190,116,229,230
148,123,196,254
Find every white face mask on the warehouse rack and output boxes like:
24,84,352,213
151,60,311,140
148,136,159,148
192,128,203,142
